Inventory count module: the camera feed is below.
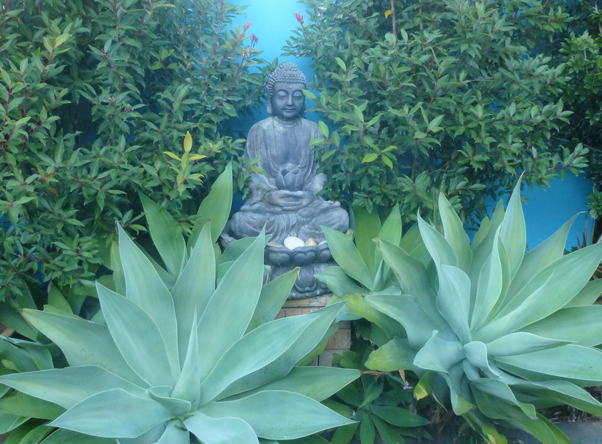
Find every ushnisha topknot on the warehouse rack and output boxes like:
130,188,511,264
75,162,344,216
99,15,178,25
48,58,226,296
267,62,307,98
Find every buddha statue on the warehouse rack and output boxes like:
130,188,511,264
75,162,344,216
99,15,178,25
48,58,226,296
223,62,349,298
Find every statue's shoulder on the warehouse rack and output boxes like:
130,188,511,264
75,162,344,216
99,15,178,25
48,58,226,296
300,118,320,132
248,117,273,134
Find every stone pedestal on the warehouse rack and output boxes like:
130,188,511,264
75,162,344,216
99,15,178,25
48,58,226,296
276,295,351,366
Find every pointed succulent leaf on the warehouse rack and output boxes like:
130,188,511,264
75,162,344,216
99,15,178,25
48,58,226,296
438,193,472,272
231,366,359,402
200,391,355,440
171,313,201,408
464,341,493,374
119,424,167,444
379,204,403,248
197,230,265,381
185,412,257,444
506,215,577,302
417,213,457,268
171,223,215,365
22,310,145,386
51,389,171,439
414,333,464,374
97,283,176,387
0,391,65,420
471,378,536,419
315,266,366,296
471,217,490,250
247,268,299,332
471,227,503,331
148,387,191,417
189,163,233,246
118,226,179,370
0,367,146,409
140,194,186,277
322,226,374,290
486,332,572,357
499,180,526,280
352,206,381,274
564,279,602,308
155,420,189,444
365,337,419,373
41,429,118,444
437,265,471,343
201,304,346,404
519,306,602,347
344,292,407,340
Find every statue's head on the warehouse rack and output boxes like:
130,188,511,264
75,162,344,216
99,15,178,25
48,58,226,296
267,62,307,121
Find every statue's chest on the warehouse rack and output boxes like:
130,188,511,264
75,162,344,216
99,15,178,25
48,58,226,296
270,129,307,167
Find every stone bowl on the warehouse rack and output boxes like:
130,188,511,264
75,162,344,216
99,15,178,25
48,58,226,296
264,242,332,267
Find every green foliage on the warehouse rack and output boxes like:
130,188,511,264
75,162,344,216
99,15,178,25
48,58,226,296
284,0,588,225
0,168,359,443
361,181,602,443
0,0,269,301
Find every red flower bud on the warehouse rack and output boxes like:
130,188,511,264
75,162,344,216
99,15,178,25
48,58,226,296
294,12,304,26
251,33,258,46
243,20,252,31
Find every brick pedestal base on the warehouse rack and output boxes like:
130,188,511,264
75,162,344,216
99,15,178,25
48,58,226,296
277,295,351,367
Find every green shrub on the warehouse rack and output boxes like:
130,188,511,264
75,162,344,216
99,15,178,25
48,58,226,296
284,0,588,225
362,181,602,443
0,0,269,303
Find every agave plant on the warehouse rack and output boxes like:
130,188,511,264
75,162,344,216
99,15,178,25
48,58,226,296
364,182,602,443
0,168,359,443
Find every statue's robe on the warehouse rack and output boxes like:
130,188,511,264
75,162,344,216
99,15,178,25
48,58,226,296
230,117,348,243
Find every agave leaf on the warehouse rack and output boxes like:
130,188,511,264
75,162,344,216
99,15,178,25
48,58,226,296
471,227,503,331
471,379,536,418
437,265,471,343
22,310,145,386
519,306,602,347
414,333,464,374
118,226,179,371
315,267,367,296
42,429,118,444
499,180,526,280
0,391,65,420
247,268,300,332
464,341,493,374
51,389,171,439
140,194,186,277
0,338,52,371
564,279,602,308
439,193,472,273
472,217,490,250
200,391,355,440
0,367,146,409
0,413,27,435
197,231,265,381
118,423,167,444
218,305,347,399
322,226,374,290
185,411,257,444
189,163,233,247
512,380,602,417
171,313,200,408
486,332,572,357
505,215,577,303
155,420,189,444
171,223,215,365
97,283,176,387
417,213,457,268
376,203,403,269
344,293,407,340
148,387,191,417
364,337,419,373
201,304,346,404
495,345,602,386
365,294,443,348
352,205,381,274
445,361,474,415
399,222,424,253
231,366,359,402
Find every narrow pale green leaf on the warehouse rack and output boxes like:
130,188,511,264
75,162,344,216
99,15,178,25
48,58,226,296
439,193,472,272
22,310,145,386
190,163,233,246
185,412,257,444
464,341,492,374
148,387,191,417
344,292,406,340
140,194,186,277
118,423,166,444
437,265,471,343
472,217,490,250
564,279,602,308
201,391,355,440
375,204,402,267
171,223,215,365
247,268,299,332
352,206,381,275
499,181,526,280
156,420,190,444
197,231,265,381
322,226,374,290
51,389,171,439
486,332,571,357
315,267,365,297
417,213,457,268
364,337,419,373
0,391,64,420
171,313,201,408
97,283,175,387
519,306,602,347
39,429,117,444
233,366,359,402
118,226,179,372
110,241,126,296
414,334,464,374
505,215,578,302
512,380,602,417
0,338,52,371
471,227,503,331
0,367,146,409
471,379,536,419
201,305,345,403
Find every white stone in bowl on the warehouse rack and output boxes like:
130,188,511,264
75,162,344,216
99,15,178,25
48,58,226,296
284,236,305,250
304,238,318,247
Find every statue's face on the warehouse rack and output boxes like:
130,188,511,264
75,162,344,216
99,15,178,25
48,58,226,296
270,82,306,121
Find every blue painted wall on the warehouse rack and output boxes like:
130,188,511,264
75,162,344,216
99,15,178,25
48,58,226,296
229,0,593,249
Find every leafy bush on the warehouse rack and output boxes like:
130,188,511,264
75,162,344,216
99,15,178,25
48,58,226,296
361,181,602,443
0,164,359,443
284,0,588,225
0,0,268,302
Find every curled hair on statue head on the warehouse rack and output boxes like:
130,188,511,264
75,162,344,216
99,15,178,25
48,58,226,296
267,63,308,115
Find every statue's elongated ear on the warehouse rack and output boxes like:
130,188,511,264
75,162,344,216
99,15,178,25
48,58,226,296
267,96,273,115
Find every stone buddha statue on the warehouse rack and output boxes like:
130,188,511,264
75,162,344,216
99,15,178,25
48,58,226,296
223,62,349,299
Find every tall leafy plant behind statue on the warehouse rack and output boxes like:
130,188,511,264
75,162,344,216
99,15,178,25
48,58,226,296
363,181,602,443
0,166,359,443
